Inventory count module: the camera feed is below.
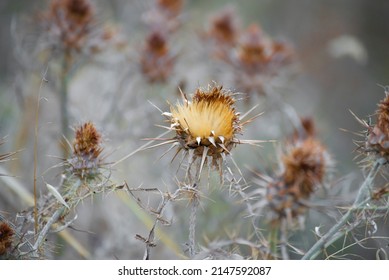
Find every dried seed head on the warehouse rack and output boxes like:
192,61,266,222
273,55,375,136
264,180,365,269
42,0,95,52
264,119,331,225
69,122,103,178
170,85,239,160
140,29,175,83
208,7,238,46
237,24,270,69
233,23,294,96
0,222,14,255
282,138,327,198
365,93,389,160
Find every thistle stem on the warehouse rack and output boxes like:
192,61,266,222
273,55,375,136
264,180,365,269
60,51,72,158
188,189,199,257
302,159,384,260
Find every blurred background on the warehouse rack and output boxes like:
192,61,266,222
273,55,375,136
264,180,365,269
0,0,389,259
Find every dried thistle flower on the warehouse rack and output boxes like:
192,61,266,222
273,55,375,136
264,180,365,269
362,90,389,162
258,119,332,226
232,23,294,96
202,6,239,60
140,29,176,83
0,222,14,256
68,122,104,178
41,0,95,52
151,83,261,178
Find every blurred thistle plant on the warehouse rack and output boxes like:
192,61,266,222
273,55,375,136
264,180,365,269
232,24,295,97
15,121,119,256
139,28,177,83
201,6,240,61
39,0,126,146
143,0,184,33
303,88,389,260
252,117,332,259
354,86,389,166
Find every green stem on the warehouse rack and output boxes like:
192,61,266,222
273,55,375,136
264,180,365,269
302,159,383,260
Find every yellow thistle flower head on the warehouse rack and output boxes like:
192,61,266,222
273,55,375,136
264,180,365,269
149,83,262,180
169,84,240,160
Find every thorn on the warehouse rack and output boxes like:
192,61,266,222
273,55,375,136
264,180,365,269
199,146,209,180
211,130,215,136
196,136,201,146
208,136,216,147
219,143,230,154
162,112,172,117
218,136,225,144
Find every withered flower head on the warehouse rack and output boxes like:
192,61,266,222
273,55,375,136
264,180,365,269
364,91,389,161
0,222,14,256
69,122,104,178
42,0,95,52
264,119,331,226
237,24,270,68
208,7,238,46
233,23,294,96
140,29,175,83
282,138,327,198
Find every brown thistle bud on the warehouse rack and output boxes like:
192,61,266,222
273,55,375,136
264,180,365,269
42,0,95,52
140,29,175,83
69,122,103,177
0,222,14,255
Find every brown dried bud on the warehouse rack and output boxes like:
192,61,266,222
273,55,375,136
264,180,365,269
366,93,389,159
69,122,103,178
0,222,14,255
73,122,102,159
282,138,327,198
140,29,175,83
42,0,95,51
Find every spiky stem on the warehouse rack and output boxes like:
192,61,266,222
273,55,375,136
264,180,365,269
302,159,384,260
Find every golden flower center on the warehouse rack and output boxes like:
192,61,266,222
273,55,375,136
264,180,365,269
171,98,236,141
